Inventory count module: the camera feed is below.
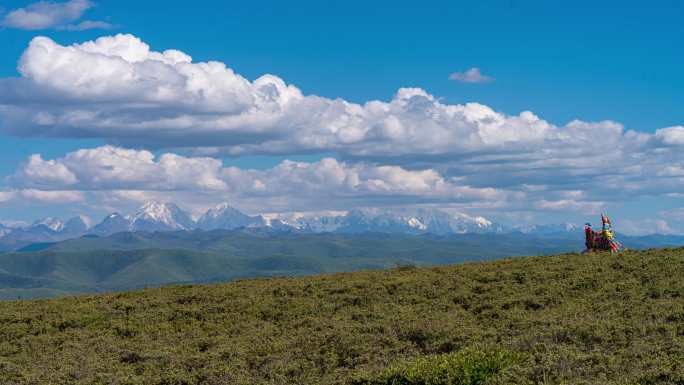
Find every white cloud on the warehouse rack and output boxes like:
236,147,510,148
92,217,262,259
221,157,502,202
19,189,84,203
0,35,645,160
0,191,16,202
11,146,226,191
6,146,505,213
4,145,684,226
11,154,78,187
58,20,116,31
655,126,684,146
535,199,604,214
449,67,494,83
0,0,111,30
0,34,683,222
0,188,83,204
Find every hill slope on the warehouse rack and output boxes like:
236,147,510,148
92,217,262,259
0,231,586,300
1,248,684,384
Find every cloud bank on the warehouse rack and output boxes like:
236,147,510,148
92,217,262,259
0,34,682,229
3,146,509,214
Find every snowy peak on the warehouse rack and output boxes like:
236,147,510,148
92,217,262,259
204,202,232,216
513,223,579,235
253,208,500,235
65,215,87,226
197,203,257,230
90,202,198,236
128,201,195,232
23,216,89,235
418,210,497,234
259,211,348,232
31,217,64,232
89,213,131,236
342,209,426,233
0,223,12,237
62,216,89,236
5,203,588,244
340,208,499,234
131,202,182,224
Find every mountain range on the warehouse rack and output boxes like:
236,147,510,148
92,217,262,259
1,201,677,254
2,227,684,300
0,202,572,251
2,202,684,300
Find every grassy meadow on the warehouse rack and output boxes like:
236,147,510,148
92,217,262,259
1,247,684,384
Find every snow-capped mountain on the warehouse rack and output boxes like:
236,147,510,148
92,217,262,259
84,203,507,236
0,223,13,237
339,209,429,234
30,217,65,232
0,216,91,251
89,213,131,236
259,208,502,235
259,211,348,232
21,216,88,236
333,208,501,235
128,202,196,232
197,203,259,230
62,216,89,237
513,223,579,235
89,202,197,236
419,210,498,234
0,201,593,252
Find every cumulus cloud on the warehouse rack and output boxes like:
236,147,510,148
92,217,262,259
449,68,494,83
5,146,505,213
0,188,84,204
655,126,684,146
0,191,16,203
11,154,78,187
19,189,84,203
534,199,604,214
0,34,683,223
0,0,114,30
59,20,116,31
0,35,646,160
10,146,226,191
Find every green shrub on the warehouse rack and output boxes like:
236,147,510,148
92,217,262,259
2,247,684,384
354,348,522,385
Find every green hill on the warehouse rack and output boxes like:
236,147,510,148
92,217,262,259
1,248,684,384
0,231,586,300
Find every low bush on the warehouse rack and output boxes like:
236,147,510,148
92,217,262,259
353,348,522,385
2,247,684,384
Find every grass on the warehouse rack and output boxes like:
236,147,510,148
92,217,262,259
1,247,684,384
351,348,523,385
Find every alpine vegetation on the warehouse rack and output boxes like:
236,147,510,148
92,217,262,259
2,247,684,384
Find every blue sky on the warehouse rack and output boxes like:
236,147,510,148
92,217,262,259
0,0,683,234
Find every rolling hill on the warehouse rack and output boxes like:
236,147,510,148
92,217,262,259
2,229,684,300
0,230,585,300
1,247,683,384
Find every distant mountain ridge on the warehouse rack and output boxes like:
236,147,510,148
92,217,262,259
0,216,90,251
512,223,581,235
2,229,684,300
197,203,261,230
0,230,589,300
0,201,589,251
